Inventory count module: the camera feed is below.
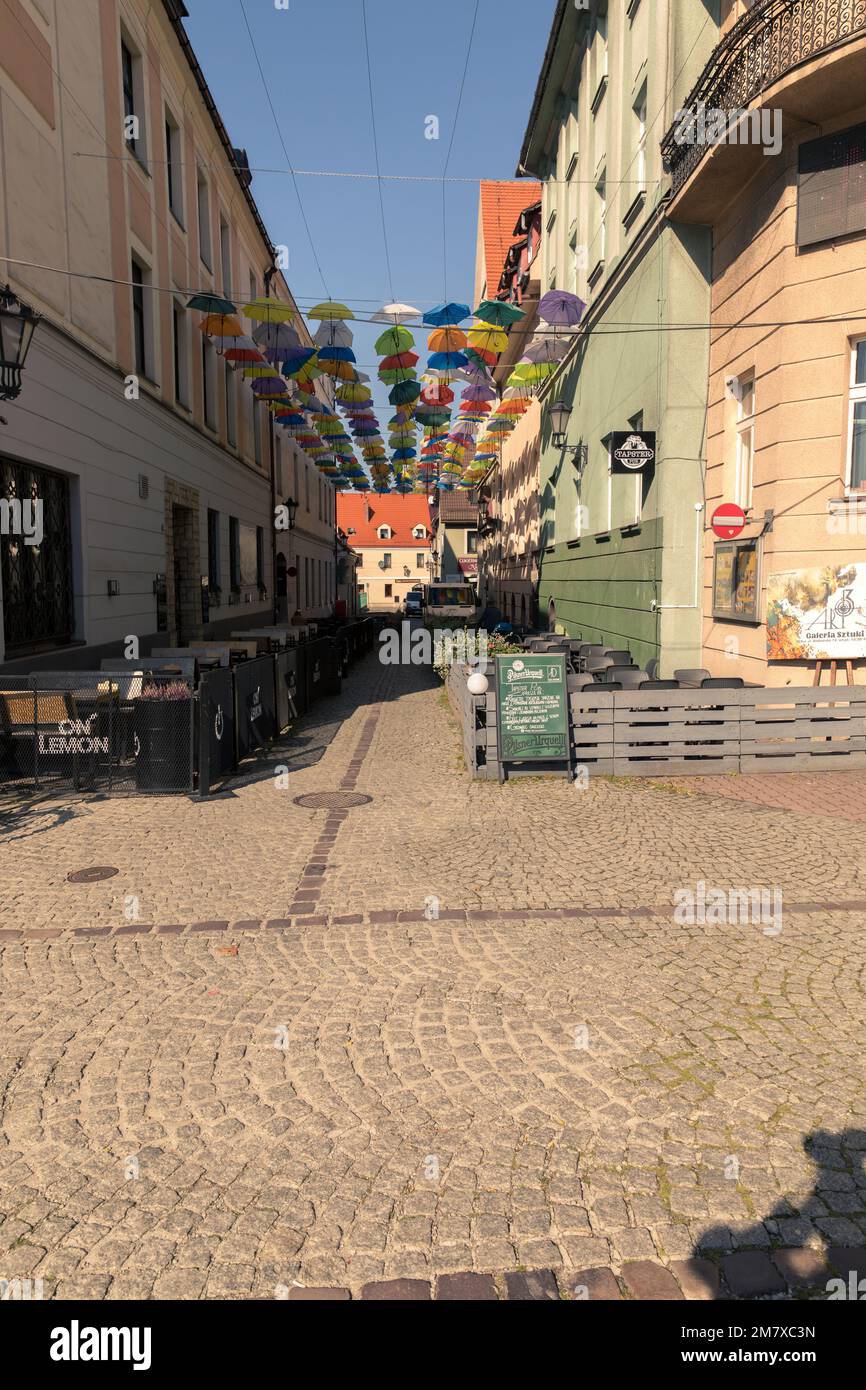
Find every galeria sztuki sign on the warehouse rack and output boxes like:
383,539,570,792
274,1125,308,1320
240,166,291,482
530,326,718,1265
610,431,656,474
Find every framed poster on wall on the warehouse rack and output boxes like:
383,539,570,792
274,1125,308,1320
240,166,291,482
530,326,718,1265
712,537,761,622
767,563,866,660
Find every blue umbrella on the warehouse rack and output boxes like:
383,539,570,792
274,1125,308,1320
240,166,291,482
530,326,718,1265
316,345,356,363
428,351,468,371
423,302,470,327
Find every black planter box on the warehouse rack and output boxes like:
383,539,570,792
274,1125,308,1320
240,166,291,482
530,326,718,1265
134,699,193,792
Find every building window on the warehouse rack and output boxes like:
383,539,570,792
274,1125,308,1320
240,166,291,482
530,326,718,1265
121,40,146,166
382,552,391,569
197,167,212,267
131,258,147,376
595,168,607,264
172,301,188,407
466,530,477,554
634,84,648,193
253,399,262,465
305,556,310,607
220,217,232,296
165,113,183,223
385,583,392,598
229,516,241,590
225,360,236,446
378,525,391,539
207,509,221,594
847,339,866,490
797,122,866,249
201,335,216,429
275,437,283,493
416,552,424,568
735,374,756,510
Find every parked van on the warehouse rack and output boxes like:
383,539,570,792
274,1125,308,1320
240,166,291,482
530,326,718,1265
424,583,478,622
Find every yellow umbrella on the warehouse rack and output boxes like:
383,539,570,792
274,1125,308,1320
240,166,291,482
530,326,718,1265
336,382,372,403
308,301,355,320
468,324,509,354
241,298,294,323
242,364,280,378
327,360,359,381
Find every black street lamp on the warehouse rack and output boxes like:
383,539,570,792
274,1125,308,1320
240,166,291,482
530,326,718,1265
549,399,572,449
0,285,39,402
284,495,298,530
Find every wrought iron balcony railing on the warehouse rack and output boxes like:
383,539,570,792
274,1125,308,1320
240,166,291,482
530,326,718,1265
661,0,866,192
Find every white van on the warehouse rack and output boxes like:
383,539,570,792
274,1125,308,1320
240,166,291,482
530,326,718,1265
425,583,478,621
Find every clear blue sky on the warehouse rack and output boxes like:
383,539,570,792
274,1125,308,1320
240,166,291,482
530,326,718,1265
184,0,556,429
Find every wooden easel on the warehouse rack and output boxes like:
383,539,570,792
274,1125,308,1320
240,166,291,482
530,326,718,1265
812,659,855,686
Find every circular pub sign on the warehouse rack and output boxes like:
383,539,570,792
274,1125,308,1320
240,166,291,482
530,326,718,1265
711,503,747,540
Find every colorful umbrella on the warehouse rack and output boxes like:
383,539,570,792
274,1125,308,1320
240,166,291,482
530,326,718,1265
308,301,355,320
522,336,571,364
428,327,468,352
473,298,525,327
187,293,237,315
242,298,294,323
423,302,470,327
313,320,353,348
379,352,419,371
428,351,468,371
468,324,509,354
374,325,415,355
281,347,318,375
538,290,586,326
198,312,244,337
371,302,421,324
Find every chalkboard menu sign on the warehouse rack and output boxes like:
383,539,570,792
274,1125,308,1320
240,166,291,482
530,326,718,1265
495,654,570,772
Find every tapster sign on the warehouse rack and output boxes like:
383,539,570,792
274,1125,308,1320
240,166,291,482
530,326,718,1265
610,431,656,473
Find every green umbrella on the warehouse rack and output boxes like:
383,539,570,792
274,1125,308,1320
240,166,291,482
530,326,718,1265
374,325,415,355
473,298,524,327
186,292,237,314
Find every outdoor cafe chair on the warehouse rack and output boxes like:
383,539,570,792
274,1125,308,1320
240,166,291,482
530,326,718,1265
645,658,660,680
607,669,649,689
604,665,639,682
674,668,711,686
603,649,633,665
700,676,744,688
643,680,680,690
584,656,614,677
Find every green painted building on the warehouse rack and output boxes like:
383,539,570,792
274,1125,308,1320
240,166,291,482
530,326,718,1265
517,0,720,674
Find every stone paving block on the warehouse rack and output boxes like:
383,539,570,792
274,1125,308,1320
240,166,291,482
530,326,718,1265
436,1272,498,1300
670,1258,720,1300
361,1278,431,1300
565,1267,622,1300
721,1252,786,1297
771,1248,828,1289
288,1286,351,1300
504,1269,560,1301
621,1261,684,1301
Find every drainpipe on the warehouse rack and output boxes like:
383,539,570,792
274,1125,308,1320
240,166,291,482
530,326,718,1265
650,501,704,611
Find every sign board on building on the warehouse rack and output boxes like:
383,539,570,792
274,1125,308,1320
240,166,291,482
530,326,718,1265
458,556,478,576
711,502,747,540
610,431,656,473
495,654,570,777
767,563,866,660
712,538,761,622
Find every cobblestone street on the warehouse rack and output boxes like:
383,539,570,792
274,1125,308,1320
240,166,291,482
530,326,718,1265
1,652,865,1300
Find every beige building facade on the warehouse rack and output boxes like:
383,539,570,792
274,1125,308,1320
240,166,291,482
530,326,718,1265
0,0,335,668
665,0,866,686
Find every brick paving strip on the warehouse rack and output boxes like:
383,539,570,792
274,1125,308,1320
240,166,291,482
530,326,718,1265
287,1245,855,1299
4,897,866,942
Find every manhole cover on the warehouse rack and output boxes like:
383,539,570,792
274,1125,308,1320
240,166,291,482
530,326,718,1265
292,792,373,809
67,866,119,884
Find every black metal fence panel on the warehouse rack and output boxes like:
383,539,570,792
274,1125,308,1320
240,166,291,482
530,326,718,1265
0,671,194,795
275,649,303,730
198,669,236,794
233,656,278,762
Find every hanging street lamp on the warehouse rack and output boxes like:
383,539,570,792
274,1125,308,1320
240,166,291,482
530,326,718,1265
0,285,40,402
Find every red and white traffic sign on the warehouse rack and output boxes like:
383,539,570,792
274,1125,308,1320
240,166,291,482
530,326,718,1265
711,503,746,540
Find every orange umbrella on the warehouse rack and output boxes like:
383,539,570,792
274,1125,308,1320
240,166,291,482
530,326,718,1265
198,313,244,337
428,327,468,352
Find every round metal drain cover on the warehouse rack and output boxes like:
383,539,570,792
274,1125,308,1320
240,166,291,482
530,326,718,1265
293,791,372,809
67,866,119,884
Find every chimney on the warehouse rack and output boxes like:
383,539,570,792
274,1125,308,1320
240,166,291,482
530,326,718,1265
364,499,372,522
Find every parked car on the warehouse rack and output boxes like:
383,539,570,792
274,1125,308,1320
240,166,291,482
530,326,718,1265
404,592,424,617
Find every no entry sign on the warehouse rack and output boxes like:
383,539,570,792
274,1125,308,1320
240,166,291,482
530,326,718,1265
711,503,746,540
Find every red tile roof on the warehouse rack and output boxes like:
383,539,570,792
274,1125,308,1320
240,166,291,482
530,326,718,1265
477,180,542,300
337,493,433,548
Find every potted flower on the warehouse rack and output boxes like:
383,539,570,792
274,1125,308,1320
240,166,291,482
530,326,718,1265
134,680,193,792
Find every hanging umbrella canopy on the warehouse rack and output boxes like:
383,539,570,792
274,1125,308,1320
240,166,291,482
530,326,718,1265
242,298,295,324
316,344,356,363
371,302,421,324
187,292,237,315
428,327,468,352
252,377,289,396
420,384,454,405
522,335,571,364
199,312,244,337
473,298,525,327
468,324,509,355
374,325,415,355
313,320,353,348
389,380,422,405
242,363,280,378
308,301,355,320
461,384,497,402
465,346,497,369
428,351,468,371
327,360,359,381
423,301,470,327
379,352,419,371
538,289,586,326
281,347,318,375
222,345,265,363
379,366,419,385
336,381,371,403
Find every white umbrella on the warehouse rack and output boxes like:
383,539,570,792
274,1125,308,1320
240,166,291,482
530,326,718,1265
313,320,354,348
252,321,302,356
523,335,571,364
371,302,421,324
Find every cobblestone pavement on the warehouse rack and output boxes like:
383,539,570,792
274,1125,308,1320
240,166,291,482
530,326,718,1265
1,651,865,1299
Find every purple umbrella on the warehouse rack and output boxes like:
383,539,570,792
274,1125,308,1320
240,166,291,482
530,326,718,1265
538,290,586,327
523,335,572,364
461,384,497,402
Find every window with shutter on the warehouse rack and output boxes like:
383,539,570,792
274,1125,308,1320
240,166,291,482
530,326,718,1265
797,123,866,249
